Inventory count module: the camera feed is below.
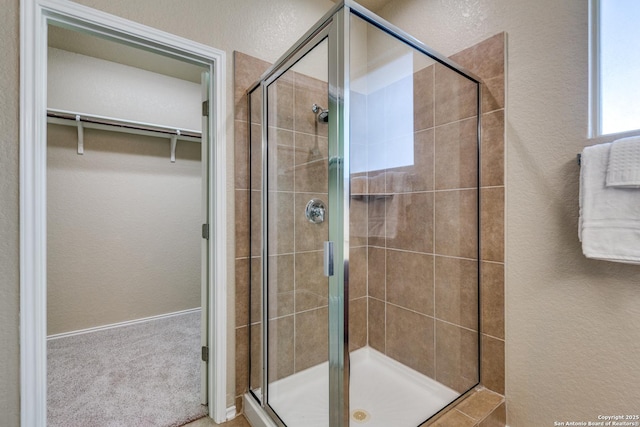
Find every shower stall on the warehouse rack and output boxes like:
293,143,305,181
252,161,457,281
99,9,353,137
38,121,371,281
245,1,481,426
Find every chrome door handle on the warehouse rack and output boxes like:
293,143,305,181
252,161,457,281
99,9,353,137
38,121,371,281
324,241,334,277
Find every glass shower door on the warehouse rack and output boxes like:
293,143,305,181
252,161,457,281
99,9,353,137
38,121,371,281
262,34,334,427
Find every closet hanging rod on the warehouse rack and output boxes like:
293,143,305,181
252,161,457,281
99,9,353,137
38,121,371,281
46,109,202,143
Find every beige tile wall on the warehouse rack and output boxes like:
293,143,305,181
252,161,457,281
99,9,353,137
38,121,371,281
452,33,506,397
364,58,480,392
234,51,347,407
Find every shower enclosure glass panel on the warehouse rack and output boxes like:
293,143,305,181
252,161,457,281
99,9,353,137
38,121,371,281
252,34,332,426
348,12,479,426
247,2,480,426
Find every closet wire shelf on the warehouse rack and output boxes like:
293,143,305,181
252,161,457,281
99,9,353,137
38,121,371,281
47,108,201,161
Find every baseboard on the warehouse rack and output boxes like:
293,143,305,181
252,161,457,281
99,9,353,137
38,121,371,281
47,307,201,340
226,405,237,420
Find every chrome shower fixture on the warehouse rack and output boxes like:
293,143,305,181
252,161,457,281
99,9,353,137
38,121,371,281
312,103,329,123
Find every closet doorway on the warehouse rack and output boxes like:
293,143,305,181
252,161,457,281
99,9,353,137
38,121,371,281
20,1,227,425
46,24,210,426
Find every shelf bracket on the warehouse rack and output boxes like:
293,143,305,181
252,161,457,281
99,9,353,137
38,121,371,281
76,115,84,155
170,130,180,163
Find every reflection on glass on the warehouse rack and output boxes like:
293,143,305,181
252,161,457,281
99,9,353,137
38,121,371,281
348,12,479,426
265,37,330,427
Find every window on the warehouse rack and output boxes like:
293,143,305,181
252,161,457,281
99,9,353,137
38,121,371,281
592,0,640,136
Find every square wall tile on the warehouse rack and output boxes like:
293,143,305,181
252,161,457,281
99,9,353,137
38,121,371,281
435,189,478,259
435,256,479,331
350,197,368,247
235,258,249,327
250,190,262,258
386,192,434,253
235,189,250,258
414,64,435,131
450,33,505,114
267,127,294,192
234,52,270,122
478,402,506,427
387,249,434,316
481,334,505,395
434,63,478,126
294,73,328,137
267,71,294,131
435,320,479,393
349,246,367,300
268,255,294,319
294,250,328,312
368,297,385,353
456,388,503,421
480,262,504,339
391,129,435,193
268,316,294,382
295,307,328,372
294,132,328,193
235,326,249,396
234,120,249,190
267,191,295,255
250,257,262,324
480,187,504,262
349,297,367,351
435,117,478,191
367,196,386,248
250,323,262,392
386,304,434,377
294,192,328,252
480,110,504,188
367,247,385,300
250,123,263,191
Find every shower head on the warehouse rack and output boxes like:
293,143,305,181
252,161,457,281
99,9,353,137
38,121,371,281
317,110,329,123
312,103,329,123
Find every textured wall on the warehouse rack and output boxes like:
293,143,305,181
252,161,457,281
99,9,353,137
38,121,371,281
47,124,202,335
377,1,640,425
0,0,20,423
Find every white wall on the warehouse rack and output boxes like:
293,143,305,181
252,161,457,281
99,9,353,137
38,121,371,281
377,1,640,425
47,124,202,335
46,46,204,335
0,0,20,423
48,47,202,131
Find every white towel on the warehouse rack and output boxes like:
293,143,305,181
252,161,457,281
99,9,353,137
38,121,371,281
606,136,640,188
579,142,640,264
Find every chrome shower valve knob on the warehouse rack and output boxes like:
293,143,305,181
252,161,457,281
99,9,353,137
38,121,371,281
305,199,326,224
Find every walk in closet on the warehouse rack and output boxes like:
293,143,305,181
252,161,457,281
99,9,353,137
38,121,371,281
46,25,208,426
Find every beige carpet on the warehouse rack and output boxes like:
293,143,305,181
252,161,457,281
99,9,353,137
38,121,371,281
47,310,207,427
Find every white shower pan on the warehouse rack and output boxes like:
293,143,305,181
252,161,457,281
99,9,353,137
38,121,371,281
244,346,459,427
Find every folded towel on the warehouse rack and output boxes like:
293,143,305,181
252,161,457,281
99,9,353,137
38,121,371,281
368,173,386,195
580,142,640,264
606,136,640,188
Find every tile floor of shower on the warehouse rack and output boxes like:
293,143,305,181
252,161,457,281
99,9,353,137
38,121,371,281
256,346,458,427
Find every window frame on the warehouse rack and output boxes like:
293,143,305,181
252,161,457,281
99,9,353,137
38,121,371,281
590,0,640,138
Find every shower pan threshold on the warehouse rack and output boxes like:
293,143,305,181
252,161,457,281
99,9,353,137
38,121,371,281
246,346,458,427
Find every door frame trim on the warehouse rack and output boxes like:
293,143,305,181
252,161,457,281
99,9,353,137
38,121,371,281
19,0,228,424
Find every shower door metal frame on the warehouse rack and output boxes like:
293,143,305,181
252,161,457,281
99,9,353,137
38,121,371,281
255,20,345,427
248,1,483,426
